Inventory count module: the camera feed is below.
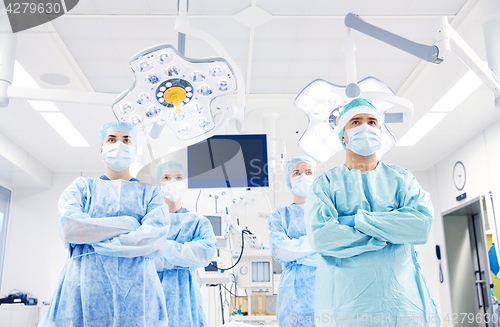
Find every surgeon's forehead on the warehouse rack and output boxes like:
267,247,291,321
163,170,184,177
292,162,312,171
349,113,378,121
106,131,131,138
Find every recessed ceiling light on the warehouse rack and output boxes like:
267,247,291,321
40,73,72,86
429,70,482,113
396,113,447,147
40,113,90,147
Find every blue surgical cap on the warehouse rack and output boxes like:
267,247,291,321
286,156,316,191
98,121,138,149
337,98,381,149
157,161,187,186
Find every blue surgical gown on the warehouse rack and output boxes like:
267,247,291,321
153,206,216,327
268,204,318,327
39,176,169,327
305,162,439,326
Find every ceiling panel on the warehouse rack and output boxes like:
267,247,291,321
144,0,178,15
52,17,107,39
69,0,96,13
62,39,118,60
253,19,303,40
258,0,468,15
187,0,251,15
77,60,129,78
150,18,181,40
111,39,169,61
99,18,156,39
407,0,468,14
91,0,149,14
251,61,292,79
87,77,134,94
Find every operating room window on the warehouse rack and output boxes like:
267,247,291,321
0,185,11,295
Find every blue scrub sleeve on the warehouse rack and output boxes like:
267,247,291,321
155,213,217,269
354,175,434,245
58,177,141,244
305,176,387,259
267,210,316,265
91,189,171,258
338,215,355,227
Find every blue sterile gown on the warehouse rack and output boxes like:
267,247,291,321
268,203,318,327
39,176,169,327
305,162,440,326
154,206,216,327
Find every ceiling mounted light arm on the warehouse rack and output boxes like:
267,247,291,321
345,13,500,107
435,16,500,106
342,26,414,129
175,0,245,120
345,13,441,64
343,28,360,98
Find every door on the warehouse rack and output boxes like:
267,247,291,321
0,185,11,296
443,196,494,327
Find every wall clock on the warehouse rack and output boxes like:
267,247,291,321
453,161,466,191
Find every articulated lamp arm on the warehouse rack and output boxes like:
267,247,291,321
345,13,442,64
345,13,500,107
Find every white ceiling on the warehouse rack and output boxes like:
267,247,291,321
1,0,500,186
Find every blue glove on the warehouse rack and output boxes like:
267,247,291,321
338,215,355,227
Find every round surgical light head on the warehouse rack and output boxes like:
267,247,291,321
112,44,239,143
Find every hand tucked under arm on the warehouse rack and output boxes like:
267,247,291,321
304,177,387,259
354,176,434,245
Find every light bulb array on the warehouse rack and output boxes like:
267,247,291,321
112,44,237,141
295,77,398,163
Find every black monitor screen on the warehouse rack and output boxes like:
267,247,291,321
187,134,269,188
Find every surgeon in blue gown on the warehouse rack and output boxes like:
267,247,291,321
154,161,216,327
305,98,440,326
268,156,318,327
39,121,169,327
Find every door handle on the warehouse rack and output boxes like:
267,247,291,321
475,281,484,309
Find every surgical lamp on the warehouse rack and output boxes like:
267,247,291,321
113,44,237,142
344,12,500,107
295,26,414,163
113,0,245,147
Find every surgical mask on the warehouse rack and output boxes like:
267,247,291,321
101,142,136,172
161,180,186,202
346,123,381,156
291,174,315,197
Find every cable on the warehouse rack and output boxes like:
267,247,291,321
219,284,225,325
195,189,202,212
209,229,252,271
220,284,237,297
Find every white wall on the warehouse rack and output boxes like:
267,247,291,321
423,118,500,326
1,172,99,302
